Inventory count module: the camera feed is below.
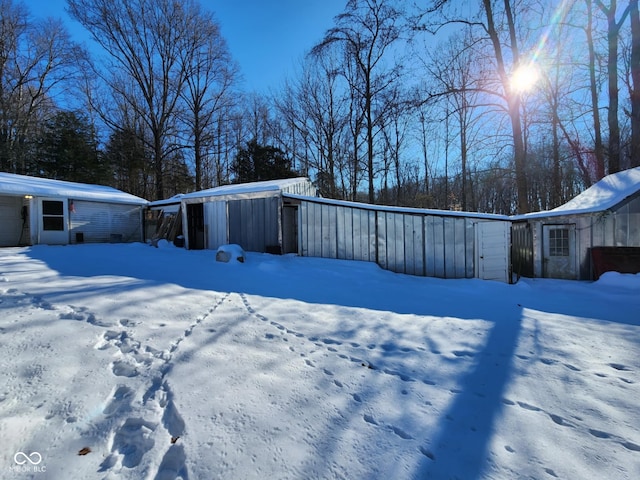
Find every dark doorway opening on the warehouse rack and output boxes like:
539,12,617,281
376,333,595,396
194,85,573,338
282,205,298,254
187,203,205,250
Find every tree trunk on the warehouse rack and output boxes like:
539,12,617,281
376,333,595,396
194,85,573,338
596,0,631,174
606,10,621,173
586,0,606,180
630,0,640,167
483,0,529,213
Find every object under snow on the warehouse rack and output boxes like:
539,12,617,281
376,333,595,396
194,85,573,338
216,244,245,263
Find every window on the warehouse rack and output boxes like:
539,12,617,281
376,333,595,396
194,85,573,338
549,228,569,256
42,200,64,231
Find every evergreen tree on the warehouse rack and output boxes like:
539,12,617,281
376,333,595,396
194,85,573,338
37,111,109,184
232,140,298,183
103,128,151,198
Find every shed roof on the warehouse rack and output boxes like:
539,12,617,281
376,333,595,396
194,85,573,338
514,166,640,220
0,172,148,205
182,177,310,199
149,177,312,205
284,193,510,220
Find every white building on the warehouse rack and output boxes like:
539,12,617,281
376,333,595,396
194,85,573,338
0,173,148,247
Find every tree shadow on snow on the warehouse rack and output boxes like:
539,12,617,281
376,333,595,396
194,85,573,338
414,311,522,479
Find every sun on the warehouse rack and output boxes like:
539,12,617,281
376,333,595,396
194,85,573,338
510,64,540,94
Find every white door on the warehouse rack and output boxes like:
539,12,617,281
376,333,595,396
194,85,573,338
38,198,69,245
476,221,511,283
543,224,576,279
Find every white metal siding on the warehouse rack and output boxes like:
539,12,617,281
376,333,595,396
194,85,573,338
299,198,510,282
0,196,23,246
70,201,142,243
205,201,228,250
476,221,511,282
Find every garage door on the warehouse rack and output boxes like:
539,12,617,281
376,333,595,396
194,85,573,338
0,196,24,246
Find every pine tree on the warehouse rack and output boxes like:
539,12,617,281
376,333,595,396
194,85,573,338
232,140,298,183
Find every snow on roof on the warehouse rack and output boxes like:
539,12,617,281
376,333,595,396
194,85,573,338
514,166,640,220
147,178,311,207
0,172,148,205
284,193,510,220
168,177,311,202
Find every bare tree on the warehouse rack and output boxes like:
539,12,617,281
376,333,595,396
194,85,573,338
425,31,484,211
630,0,640,167
180,12,238,190
583,0,607,179
480,0,531,212
0,0,84,173
594,0,631,174
68,0,203,200
312,0,404,203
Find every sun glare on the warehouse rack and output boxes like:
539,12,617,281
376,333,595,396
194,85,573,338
511,64,540,94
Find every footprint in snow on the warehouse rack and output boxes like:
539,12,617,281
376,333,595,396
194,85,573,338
390,425,413,440
154,444,188,480
104,417,156,469
609,363,631,371
111,360,139,378
103,385,134,416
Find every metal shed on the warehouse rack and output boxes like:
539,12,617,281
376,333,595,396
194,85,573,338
154,178,316,253
0,172,148,246
511,167,640,280
285,195,512,283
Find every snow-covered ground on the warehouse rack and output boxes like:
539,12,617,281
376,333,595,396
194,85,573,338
0,243,639,480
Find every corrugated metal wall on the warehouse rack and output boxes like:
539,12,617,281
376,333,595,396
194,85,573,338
228,197,280,253
204,201,228,250
70,201,143,243
299,199,499,280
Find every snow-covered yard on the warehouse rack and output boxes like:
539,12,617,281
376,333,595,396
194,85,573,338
0,243,639,480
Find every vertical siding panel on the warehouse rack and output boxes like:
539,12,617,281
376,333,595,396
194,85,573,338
404,216,413,275
307,202,314,256
330,204,338,258
268,197,280,248
465,219,475,278
310,203,320,257
393,213,403,273
299,202,307,256
204,201,227,249
367,210,376,262
424,216,435,277
393,214,404,273
433,217,446,278
404,215,415,275
321,204,331,258
376,211,386,270
336,206,348,260
631,212,640,247
443,217,455,278
344,208,356,260
352,208,362,260
454,218,466,278
309,203,322,257
412,215,424,276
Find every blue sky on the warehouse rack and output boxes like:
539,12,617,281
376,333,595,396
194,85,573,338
29,0,346,92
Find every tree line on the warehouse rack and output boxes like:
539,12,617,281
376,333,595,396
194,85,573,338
1,0,639,214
